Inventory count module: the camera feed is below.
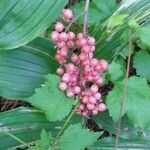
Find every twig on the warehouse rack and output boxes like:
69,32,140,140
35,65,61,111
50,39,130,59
52,102,80,148
114,29,132,149
83,0,90,35
65,12,84,32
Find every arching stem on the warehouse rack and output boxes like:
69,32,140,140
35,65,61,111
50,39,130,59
115,29,132,149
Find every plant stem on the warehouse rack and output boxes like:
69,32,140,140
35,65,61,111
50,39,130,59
114,29,132,149
65,12,84,32
2,131,30,148
52,102,80,148
83,0,90,35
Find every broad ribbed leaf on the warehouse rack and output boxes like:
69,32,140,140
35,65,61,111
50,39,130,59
0,107,57,150
88,137,150,150
0,37,58,99
0,107,82,150
0,0,68,50
94,111,150,141
94,0,150,60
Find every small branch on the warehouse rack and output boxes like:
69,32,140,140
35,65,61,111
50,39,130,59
115,29,132,149
83,0,90,35
65,12,84,32
52,102,80,148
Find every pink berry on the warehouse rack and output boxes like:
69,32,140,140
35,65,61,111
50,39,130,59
82,111,88,117
63,9,73,20
88,96,96,104
81,45,91,53
62,73,70,82
79,104,85,110
77,33,84,39
66,89,74,97
95,92,101,100
55,22,64,33
86,103,95,110
73,86,81,94
59,32,68,41
60,49,68,57
79,38,87,47
98,103,106,112
56,68,64,76
66,41,74,49
82,96,89,104
71,54,79,63
51,31,59,42
88,37,95,46
92,109,98,115
99,60,108,71
79,53,87,61
68,32,75,40
90,84,99,93
59,82,67,91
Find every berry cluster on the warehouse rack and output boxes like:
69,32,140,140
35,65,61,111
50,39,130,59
51,9,108,117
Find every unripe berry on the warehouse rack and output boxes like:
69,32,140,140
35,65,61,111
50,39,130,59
79,53,87,61
51,31,59,42
63,9,73,20
79,104,85,110
95,92,101,100
82,111,88,117
73,86,81,94
81,45,91,53
66,41,74,49
68,32,75,40
62,73,70,82
59,82,67,91
88,96,96,104
87,103,95,110
77,33,84,39
92,109,98,115
60,49,68,57
82,96,89,104
90,84,99,93
99,60,108,71
55,22,64,33
56,68,64,76
66,89,74,97
59,32,68,41
98,103,106,112
78,38,87,47
71,54,79,63
88,37,95,46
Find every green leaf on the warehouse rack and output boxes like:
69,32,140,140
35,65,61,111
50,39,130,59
71,1,103,25
88,137,150,150
106,76,150,128
94,111,150,141
27,74,74,122
92,0,116,17
137,27,150,47
108,61,123,81
94,0,150,60
0,107,56,150
108,14,128,28
0,0,68,50
0,37,58,99
35,129,51,150
60,123,100,150
133,50,150,80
